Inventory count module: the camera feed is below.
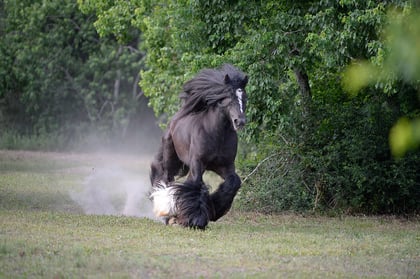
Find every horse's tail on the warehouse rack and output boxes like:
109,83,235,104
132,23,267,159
149,180,177,218
150,180,213,230
150,146,163,186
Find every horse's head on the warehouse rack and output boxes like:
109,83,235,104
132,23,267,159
180,64,249,130
219,73,248,131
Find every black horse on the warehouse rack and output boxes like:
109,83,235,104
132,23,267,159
149,64,248,229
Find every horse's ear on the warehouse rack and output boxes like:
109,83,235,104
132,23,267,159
224,74,231,84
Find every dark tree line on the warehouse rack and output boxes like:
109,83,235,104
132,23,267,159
0,0,157,151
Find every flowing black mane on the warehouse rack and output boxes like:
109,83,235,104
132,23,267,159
177,64,248,117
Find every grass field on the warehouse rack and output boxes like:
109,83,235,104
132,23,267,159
0,150,418,278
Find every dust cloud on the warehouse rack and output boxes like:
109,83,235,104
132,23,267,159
70,164,155,218
68,102,162,219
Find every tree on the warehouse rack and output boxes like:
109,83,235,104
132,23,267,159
1,0,146,149
80,0,420,213
343,4,420,158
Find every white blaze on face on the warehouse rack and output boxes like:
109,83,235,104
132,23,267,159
236,88,244,113
150,181,176,217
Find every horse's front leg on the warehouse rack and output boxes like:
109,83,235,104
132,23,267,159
210,167,242,221
186,159,204,184
172,159,213,229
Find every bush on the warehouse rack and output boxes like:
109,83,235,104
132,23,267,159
0,131,60,151
238,87,420,214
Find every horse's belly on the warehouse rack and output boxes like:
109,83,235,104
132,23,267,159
205,151,236,169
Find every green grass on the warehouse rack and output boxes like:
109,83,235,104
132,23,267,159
0,150,419,278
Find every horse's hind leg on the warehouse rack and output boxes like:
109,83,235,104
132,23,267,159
150,132,184,220
150,131,183,185
209,170,242,221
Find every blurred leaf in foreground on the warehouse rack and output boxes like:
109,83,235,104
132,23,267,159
390,117,420,157
342,61,379,95
343,6,420,157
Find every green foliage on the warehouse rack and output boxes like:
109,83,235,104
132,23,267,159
307,88,420,213
81,0,419,214
237,143,312,213
0,130,65,151
1,0,146,149
3,0,419,213
343,5,420,157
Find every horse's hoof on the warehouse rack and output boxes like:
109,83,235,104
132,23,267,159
164,216,180,227
167,216,178,226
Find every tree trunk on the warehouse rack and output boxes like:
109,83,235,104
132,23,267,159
294,67,311,117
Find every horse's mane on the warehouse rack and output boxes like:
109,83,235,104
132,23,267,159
176,64,247,118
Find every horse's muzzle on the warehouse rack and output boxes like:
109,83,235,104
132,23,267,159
233,117,246,130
